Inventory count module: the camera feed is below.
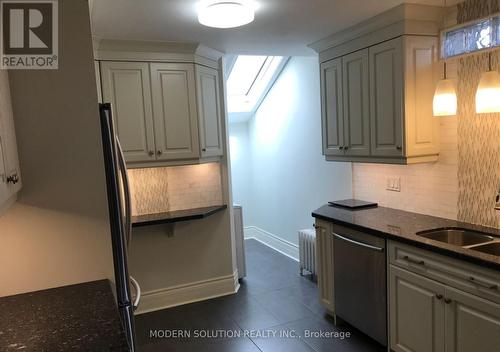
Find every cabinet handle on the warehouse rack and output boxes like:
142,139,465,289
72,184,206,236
6,173,19,185
156,150,162,156
444,298,452,304
148,150,154,156
435,294,443,300
402,255,425,266
468,276,498,290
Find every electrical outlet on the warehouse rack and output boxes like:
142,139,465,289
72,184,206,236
386,177,401,192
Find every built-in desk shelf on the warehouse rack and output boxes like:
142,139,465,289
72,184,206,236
132,205,227,227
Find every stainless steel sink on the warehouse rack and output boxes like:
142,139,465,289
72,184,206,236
470,243,500,256
417,228,495,247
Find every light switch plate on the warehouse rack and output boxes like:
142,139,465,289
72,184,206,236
386,177,401,192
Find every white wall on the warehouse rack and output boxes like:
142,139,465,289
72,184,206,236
229,57,352,246
0,0,114,297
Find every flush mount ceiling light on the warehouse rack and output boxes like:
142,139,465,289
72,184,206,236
433,62,457,116
476,52,500,113
198,1,256,28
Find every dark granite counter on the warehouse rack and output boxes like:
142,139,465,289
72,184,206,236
312,204,500,269
0,280,129,351
132,204,227,227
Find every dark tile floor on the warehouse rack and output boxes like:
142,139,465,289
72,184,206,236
136,239,385,352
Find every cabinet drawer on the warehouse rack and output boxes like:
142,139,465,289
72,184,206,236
389,241,500,304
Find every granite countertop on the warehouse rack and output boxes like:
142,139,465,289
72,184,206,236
0,280,129,351
132,204,227,227
312,204,500,269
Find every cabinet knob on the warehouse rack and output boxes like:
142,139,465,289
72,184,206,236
344,146,349,150
202,148,207,152
339,146,344,150
156,150,162,156
396,145,402,150
435,294,443,300
6,173,19,185
444,298,452,304
148,150,154,156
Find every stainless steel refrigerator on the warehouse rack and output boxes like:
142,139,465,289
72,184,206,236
99,103,141,351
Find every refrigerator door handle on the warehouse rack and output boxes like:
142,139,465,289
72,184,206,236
116,139,132,248
116,138,141,311
130,276,141,311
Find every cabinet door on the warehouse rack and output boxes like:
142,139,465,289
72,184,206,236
369,38,404,157
150,63,200,160
390,265,445,352
100,61,156,163
0,70,22,205
320,58,344,156
315,221,335,313
342,49,370,156
445,286,500,352
195,65,223,158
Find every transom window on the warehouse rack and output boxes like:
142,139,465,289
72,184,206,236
442,13,500,59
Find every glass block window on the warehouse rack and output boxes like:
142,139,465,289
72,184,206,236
442,14,500,58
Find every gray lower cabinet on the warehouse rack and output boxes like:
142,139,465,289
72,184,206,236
389,241,500,352
315,220,335,314
390,265,445,352
445,286,500,352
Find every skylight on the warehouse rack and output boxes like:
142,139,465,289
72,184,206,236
227,55,286,114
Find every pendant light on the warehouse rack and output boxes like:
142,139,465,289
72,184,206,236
198,1,256,28
475,51,500,113
433,62,457,116
433,0,457,116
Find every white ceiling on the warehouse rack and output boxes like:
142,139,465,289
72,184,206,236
90,0,451,56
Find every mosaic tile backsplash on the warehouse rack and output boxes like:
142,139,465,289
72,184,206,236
127,163,223,216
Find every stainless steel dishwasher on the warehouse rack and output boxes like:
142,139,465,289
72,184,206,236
332,227,387,346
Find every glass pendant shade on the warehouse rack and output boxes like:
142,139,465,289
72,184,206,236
475,70,500,113
198,1,255,28
433,79,457,116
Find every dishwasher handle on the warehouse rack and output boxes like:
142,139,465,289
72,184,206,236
332,233,384,252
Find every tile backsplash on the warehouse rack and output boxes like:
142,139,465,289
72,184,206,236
353,117,459,220
127,163,223,216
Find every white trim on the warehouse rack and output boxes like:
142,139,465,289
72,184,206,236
244,226,299,262
135,270,239,315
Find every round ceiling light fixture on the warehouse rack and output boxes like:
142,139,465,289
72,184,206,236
198,1,256,28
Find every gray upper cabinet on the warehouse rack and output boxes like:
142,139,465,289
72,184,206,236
320,58,344,156
195,65,223,158
313,4,441,164
342,49,370,156
150,63,200,161
369,38,403,157
99,58,225,167
100,61,156,163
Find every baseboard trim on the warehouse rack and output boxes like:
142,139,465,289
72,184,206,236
135,270,239,315
244,226,299,262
